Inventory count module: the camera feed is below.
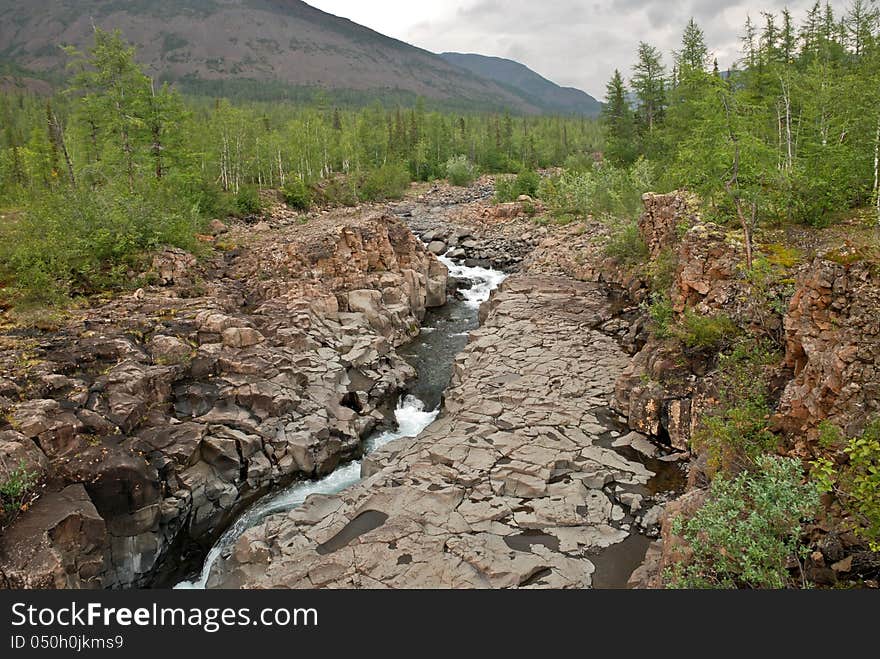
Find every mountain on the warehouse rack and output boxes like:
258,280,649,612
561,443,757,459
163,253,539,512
0,0,547,112
440,52,602,117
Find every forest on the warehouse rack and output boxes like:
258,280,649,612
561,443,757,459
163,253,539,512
603,1,880,237
0,29,601,308
0,1,879,593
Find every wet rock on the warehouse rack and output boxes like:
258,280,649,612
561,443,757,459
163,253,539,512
214,275,661,590
0,210,447,589
427,241,447,255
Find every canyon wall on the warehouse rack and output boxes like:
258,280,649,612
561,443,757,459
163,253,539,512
0,212,447,589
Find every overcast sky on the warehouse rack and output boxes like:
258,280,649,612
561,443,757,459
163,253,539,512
306,0,852,97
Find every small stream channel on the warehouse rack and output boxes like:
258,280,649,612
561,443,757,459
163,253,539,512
176,257,507,589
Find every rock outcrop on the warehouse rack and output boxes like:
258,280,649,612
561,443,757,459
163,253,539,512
777,258,880,441
212,274,677,589
638,191,700,259
0,211,447,589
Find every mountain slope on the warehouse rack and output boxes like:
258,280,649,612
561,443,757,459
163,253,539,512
0,0,544,112
441,52,602,116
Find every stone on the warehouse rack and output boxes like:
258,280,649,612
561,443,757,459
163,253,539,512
221,327,265,349
149,335,192,365
427,241,447,255
212,274,667,590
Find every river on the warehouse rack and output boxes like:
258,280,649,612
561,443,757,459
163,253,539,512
176,256,507,589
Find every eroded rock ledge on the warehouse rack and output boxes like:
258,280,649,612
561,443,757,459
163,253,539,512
212,275,665,589
0,211,447,589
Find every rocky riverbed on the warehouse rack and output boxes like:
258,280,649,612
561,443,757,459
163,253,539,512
212,270,684,588
0,209,448,588
2,181,693,590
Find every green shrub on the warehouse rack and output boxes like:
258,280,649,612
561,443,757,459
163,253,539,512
494,175,518,202
691,338,781,475
445,155,477,187
515,169,541,197
282,178,312,210
648,294,674,339
359,163,410,201
674,310,739,351
234,186,263,215
648,248,678,295
812,418,880,551
540,158,654,219
666,455,820,589
318,177,359,207
495,169,541,202
604,219,649,265
0,460,38,518
0,182,202,306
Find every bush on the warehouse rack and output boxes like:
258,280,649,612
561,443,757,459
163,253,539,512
812,418,880,551
666,455,819,589
515,169,541,197
234,186,263,215
691,339,781,475
495,169,541,202
494,175,517,202
317,177,358,207
0,460,38,522
648,294,674,339
445,155,477,187
541,158,654,219
604,219,649,265
0,182,203,305
674,310,739,351
544,160,654,218
359,163,411,201
282,178,312,210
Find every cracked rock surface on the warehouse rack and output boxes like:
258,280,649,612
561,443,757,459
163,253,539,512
213,275,660,589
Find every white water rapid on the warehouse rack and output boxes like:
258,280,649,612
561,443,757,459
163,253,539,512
175,256,506,589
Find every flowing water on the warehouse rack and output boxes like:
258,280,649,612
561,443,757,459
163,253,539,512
176,258,507,589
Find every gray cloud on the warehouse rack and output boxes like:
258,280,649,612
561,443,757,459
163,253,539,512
307,1,852,97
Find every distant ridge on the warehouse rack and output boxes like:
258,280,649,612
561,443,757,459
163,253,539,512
441,52,602,116
0,0,593,114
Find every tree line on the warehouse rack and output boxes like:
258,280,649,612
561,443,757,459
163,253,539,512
602,0,880,248
0,29,601,307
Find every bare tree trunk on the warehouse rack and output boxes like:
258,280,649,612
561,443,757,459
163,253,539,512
874,115,880,224
48,110,76,188
150,81,163,180
780,76,793,171
720,92,754,269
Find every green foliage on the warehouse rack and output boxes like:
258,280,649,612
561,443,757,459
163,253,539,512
281,178,312,210
0,182,202,304
445,155,477,187
648,248,678,294
494,169,541,202
541,159,654,219
0,460,38,517
692,338,781,475
811,419,880,551
234,185,263,215
359,162,410,201
844,422,880,549
675,310,739,350
515,169,541,197
494,175,518,202
604,219,649,265
648,294,675,339
666,455,820,589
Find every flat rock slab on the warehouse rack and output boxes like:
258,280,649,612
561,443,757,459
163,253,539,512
214,275,654,589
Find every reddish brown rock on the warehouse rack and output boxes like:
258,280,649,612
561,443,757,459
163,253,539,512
777,258,880,441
